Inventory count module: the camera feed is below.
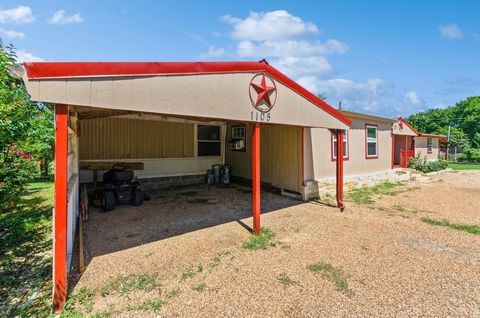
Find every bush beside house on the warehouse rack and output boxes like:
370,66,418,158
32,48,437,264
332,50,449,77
408,154,448,173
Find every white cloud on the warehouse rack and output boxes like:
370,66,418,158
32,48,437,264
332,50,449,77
404,91,423,106
199,45,226,59
0,6,34,24
217,10,348,81
297,77,388,112
271,57,333,78
222,10,318,41
0,28,25,39
216,10,392,115
237,39,348,58
15,50,44,62
439,24,463,39
48,10,84,25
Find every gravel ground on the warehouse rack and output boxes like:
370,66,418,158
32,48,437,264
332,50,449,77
76,171,480,318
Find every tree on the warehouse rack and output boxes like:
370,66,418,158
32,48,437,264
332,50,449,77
0,40,41,209
407,96,480,150
23,104,54,178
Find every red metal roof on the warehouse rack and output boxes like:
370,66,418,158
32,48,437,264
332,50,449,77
23,61,352,126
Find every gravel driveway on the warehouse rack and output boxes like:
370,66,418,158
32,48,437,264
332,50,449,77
74,171,480,318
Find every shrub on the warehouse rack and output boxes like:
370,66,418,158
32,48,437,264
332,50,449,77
408,153,448,173
0,147,37,210
457,148,480,163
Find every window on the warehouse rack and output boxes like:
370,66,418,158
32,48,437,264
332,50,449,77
427,138,433,154
230,125,246,151
331,130,348,160
197,125,221,156
365,125,378,158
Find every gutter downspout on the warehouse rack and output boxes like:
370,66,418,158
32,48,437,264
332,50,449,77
336,129,345,211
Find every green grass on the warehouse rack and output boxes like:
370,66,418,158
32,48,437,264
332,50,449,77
209,250,231,268
137,299,167,312
179,264,204,281
192,282,207,292
345,182,404,204
276,273,297,287
448,162,480,170
60,287,95,317
421,218,480,235
165,288,180,299
242,228,278,250
0,181,54,317
307,262,351,294
100,273,158,296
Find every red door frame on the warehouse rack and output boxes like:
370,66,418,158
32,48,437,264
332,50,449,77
252,123,261,235
336,130,345,211
53,104,68,312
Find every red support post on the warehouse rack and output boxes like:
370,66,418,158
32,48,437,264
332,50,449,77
391,133,395,169
252,122,261,235
53,104,68,313
404,135,408,168
336,130,345,211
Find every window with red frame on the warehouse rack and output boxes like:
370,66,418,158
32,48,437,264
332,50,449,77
332,130,348,159
366,125,378,158
427,138,433,154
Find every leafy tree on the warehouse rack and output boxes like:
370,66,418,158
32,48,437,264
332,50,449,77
317,93,328,101
23,104,54,178
0,40,42,209
408,96,480,150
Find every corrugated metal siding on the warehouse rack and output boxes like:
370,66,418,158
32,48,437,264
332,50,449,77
226,123,301,192
261,125,302,192
79,117,194,159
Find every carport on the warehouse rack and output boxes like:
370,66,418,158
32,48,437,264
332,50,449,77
21,61,351,312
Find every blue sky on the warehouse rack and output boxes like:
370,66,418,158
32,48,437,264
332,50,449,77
1,1,479,117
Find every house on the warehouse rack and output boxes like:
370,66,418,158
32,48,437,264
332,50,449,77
20,61,351,311
415,133,448,161
303,110,400,197
18,61,448,312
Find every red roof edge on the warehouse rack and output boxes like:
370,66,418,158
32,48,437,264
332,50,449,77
398,117,419,135
23,61,352,127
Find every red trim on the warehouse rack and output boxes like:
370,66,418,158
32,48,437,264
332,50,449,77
404,135,408,167
398,117,419,135
23,61,352,127
301,127,305,187
53,104,68,313
330,129,349,161
365,124,379,159
336,130,345,211
391,131,395,169
252,122,261,236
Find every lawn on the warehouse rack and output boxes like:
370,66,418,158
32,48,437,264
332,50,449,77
448,162,480,170
0,182,53,317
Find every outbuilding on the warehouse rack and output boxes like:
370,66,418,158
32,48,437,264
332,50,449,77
20,61,351,311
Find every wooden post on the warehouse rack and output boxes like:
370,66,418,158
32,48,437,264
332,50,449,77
404,135,408,168
336,130,345,211
252,122,261,235
53,104,68,313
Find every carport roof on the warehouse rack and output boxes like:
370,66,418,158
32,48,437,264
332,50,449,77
23,61,352,127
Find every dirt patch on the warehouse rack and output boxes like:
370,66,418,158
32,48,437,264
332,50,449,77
72,174,480,317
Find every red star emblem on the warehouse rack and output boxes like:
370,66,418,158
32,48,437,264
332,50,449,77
249,73,277,111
